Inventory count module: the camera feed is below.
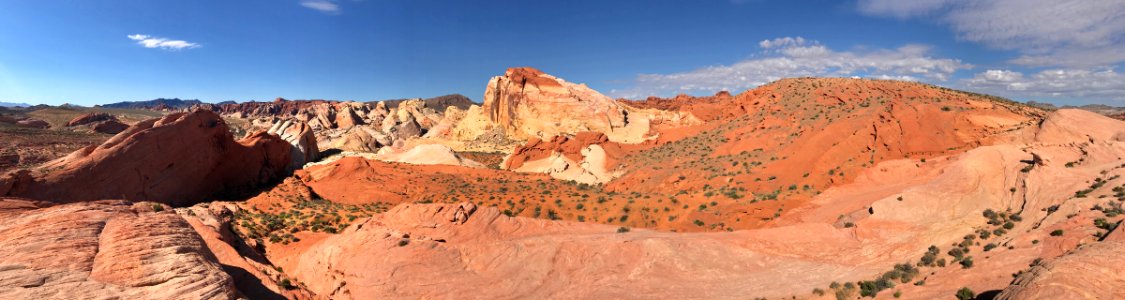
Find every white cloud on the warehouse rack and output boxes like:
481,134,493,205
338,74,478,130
965,68,1125,103
857,0,955,18
301,0,340,14
858,0,1125,67
758,37,807,49
127,34,199,50
610,37,970,98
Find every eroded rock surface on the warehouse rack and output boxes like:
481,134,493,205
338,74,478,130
504,131,624,184
0,110,297,206
0,199,238,299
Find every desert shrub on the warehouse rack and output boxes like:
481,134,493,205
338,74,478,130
960,256,974,268
948,247,965,261
279,278,296,290
955,287,974,300
1050,229,1064,236
858,278,894,297
982,209,997,219
617,227,630,233
920,246,939,266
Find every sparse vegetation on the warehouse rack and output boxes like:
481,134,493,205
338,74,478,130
956,287,975,300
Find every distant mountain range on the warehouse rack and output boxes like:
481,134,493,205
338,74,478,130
0,102,31,107
377,94,476,111
96,95,476,112
97,98,205,110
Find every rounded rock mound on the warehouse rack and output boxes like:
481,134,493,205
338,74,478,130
0,110,302,206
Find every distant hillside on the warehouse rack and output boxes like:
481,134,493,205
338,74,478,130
0,102,31,107
98,98,204,110
377,94,475,111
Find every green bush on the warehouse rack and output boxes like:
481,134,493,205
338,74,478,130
960,256,974,269
955,287,974,300
279,278,296,290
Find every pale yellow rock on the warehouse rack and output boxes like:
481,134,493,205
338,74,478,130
374,144,484,168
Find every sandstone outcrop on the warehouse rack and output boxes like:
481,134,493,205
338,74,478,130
92,119,128,134
0,110,298,206
14,118,49,129
198,98,442,153
446,67,696,145
65,112,116,127
179,202,313,299
382,94,474,111
330,127,389,152
267,120,321,169
503,132,624,184
0,199,238,299
472,67,627,141
1035,108,1125,144
64,112,130,134
996,230,1125,299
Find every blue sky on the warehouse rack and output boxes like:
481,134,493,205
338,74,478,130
1,0,1122,106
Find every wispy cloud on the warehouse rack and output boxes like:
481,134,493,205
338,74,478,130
965,68,1125,103
610,37,970,98
301,0,341,14
127,34,200,50
858,0,1125,68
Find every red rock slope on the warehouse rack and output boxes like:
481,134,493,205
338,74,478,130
0,110,299,206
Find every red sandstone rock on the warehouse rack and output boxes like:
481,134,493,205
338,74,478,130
997,226,1125,299
92,119,129,134
14,118,49,129
65,112,117,127
0,110,298,206
504,131,616,170
0,199,238,299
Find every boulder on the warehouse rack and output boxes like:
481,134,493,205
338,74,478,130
390,116,423,141
267,120,321,168
331,127,388,152
335,105,365,129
